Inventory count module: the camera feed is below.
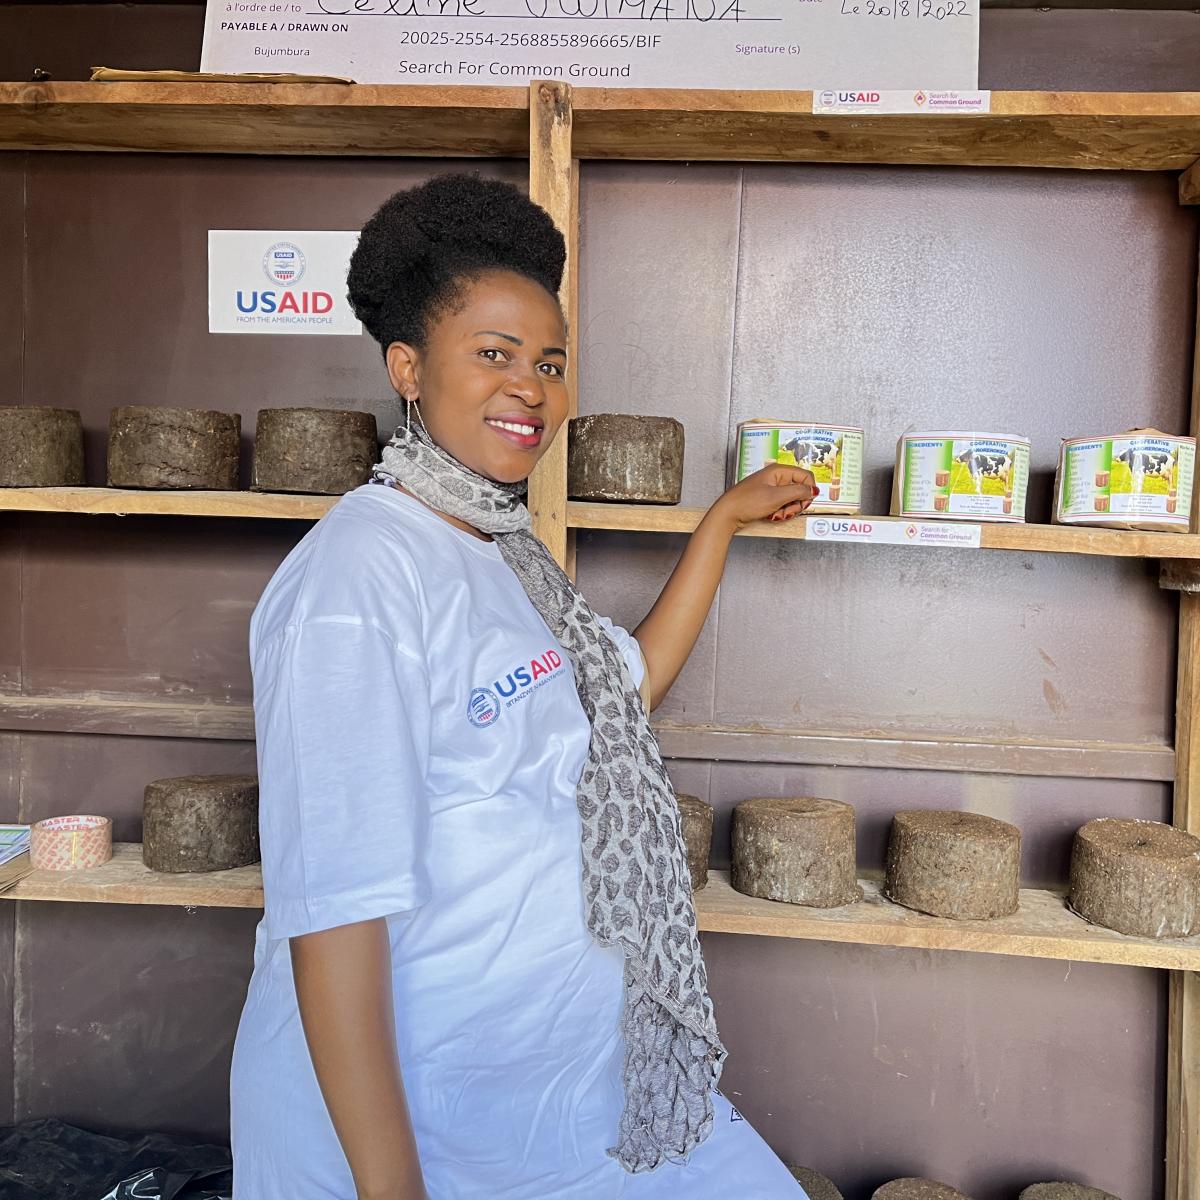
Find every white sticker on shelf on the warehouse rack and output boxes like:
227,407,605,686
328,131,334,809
208,229,362,336
805,516,982,548
812,89,990,115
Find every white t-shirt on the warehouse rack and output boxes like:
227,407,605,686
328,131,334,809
230,482,805,1199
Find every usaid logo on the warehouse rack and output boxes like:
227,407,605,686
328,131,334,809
262,241,306,287
467,687,502,729
467,649,566,730
811,518,831,537
819,90,836,107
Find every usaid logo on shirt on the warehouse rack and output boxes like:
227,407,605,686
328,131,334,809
467,649,566,728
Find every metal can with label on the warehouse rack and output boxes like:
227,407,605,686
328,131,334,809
891,431,1031,523
1054,429,1195,532
734,420,864,514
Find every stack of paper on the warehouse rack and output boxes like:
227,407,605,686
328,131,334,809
0,824,32,895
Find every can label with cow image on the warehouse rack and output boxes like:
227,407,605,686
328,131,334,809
891,431,1030,523
734,420,864,514
1055,431,1195,531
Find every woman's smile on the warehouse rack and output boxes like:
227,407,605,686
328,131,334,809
485,412,545,450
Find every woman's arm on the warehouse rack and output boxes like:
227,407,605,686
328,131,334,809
634,464,816,709
291,918,427,1200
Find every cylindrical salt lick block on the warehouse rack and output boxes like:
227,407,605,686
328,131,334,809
872,1182,973,1200
142,774,260,873
0,407,85,486
731,797,862,908
567,414,684,504
252,407,379,494
1068,818,1200,939
884,810,1021,920
787,1164,844,1200
1019,1185,1122,1200
108,406,240,489
675,794,713,891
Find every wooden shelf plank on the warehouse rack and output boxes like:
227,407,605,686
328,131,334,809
0,696,1175,784
570,89,1200,167
0,82,529,156
2,84,1199,171
0,697,1173,780
8,849,1200,970
0,486,334,519
652,722,1175,782
7,489,1200,559
5,844,264,907
697,872,1200,970
569,502,1200,558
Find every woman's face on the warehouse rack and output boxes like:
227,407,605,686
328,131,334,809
386,270,569,484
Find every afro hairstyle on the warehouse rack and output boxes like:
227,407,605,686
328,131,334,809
347,172,566,356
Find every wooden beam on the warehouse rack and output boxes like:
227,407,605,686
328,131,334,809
1165,240,1200,1200
526,81,577,572
0,694,256,741
0,485,332,519
1180,159,1200,206
4,86,1200,171
695,873,1200,971
0,695,1174,781
10,851,1200,973
4,843,264,908
0,82,529,157
569,90,1200,169
570,503,1200,559
653,722,1175,783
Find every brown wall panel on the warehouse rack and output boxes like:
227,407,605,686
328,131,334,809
13,901,258,1140
714,540,1177,746
22,156,525,486
980,9,1200,91
702,934,1164,1200
16,514,296,704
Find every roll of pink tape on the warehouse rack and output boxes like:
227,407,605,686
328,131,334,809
30,815,113,871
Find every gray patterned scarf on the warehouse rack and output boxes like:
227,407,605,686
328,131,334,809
371,421,725,1173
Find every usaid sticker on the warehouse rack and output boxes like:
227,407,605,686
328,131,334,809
208,229,362,336
813,90,990,115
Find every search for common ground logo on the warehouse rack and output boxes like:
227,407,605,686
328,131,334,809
467,687,502,729
262,242,306,287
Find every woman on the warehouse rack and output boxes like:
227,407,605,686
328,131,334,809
230,173,816,1199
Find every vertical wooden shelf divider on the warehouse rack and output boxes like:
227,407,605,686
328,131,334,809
527,80,578,578
1166,239,1200,1200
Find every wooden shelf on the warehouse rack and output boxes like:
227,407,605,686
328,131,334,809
699,871,1200,970
5,844,264,908
572,88,1200,169
2,84,1199,172
5,490,1200,561
569,502,1200,559
0,486,335,519
7,848,1200,970
0,82,529,157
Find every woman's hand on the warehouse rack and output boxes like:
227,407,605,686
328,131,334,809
710,463,818,531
